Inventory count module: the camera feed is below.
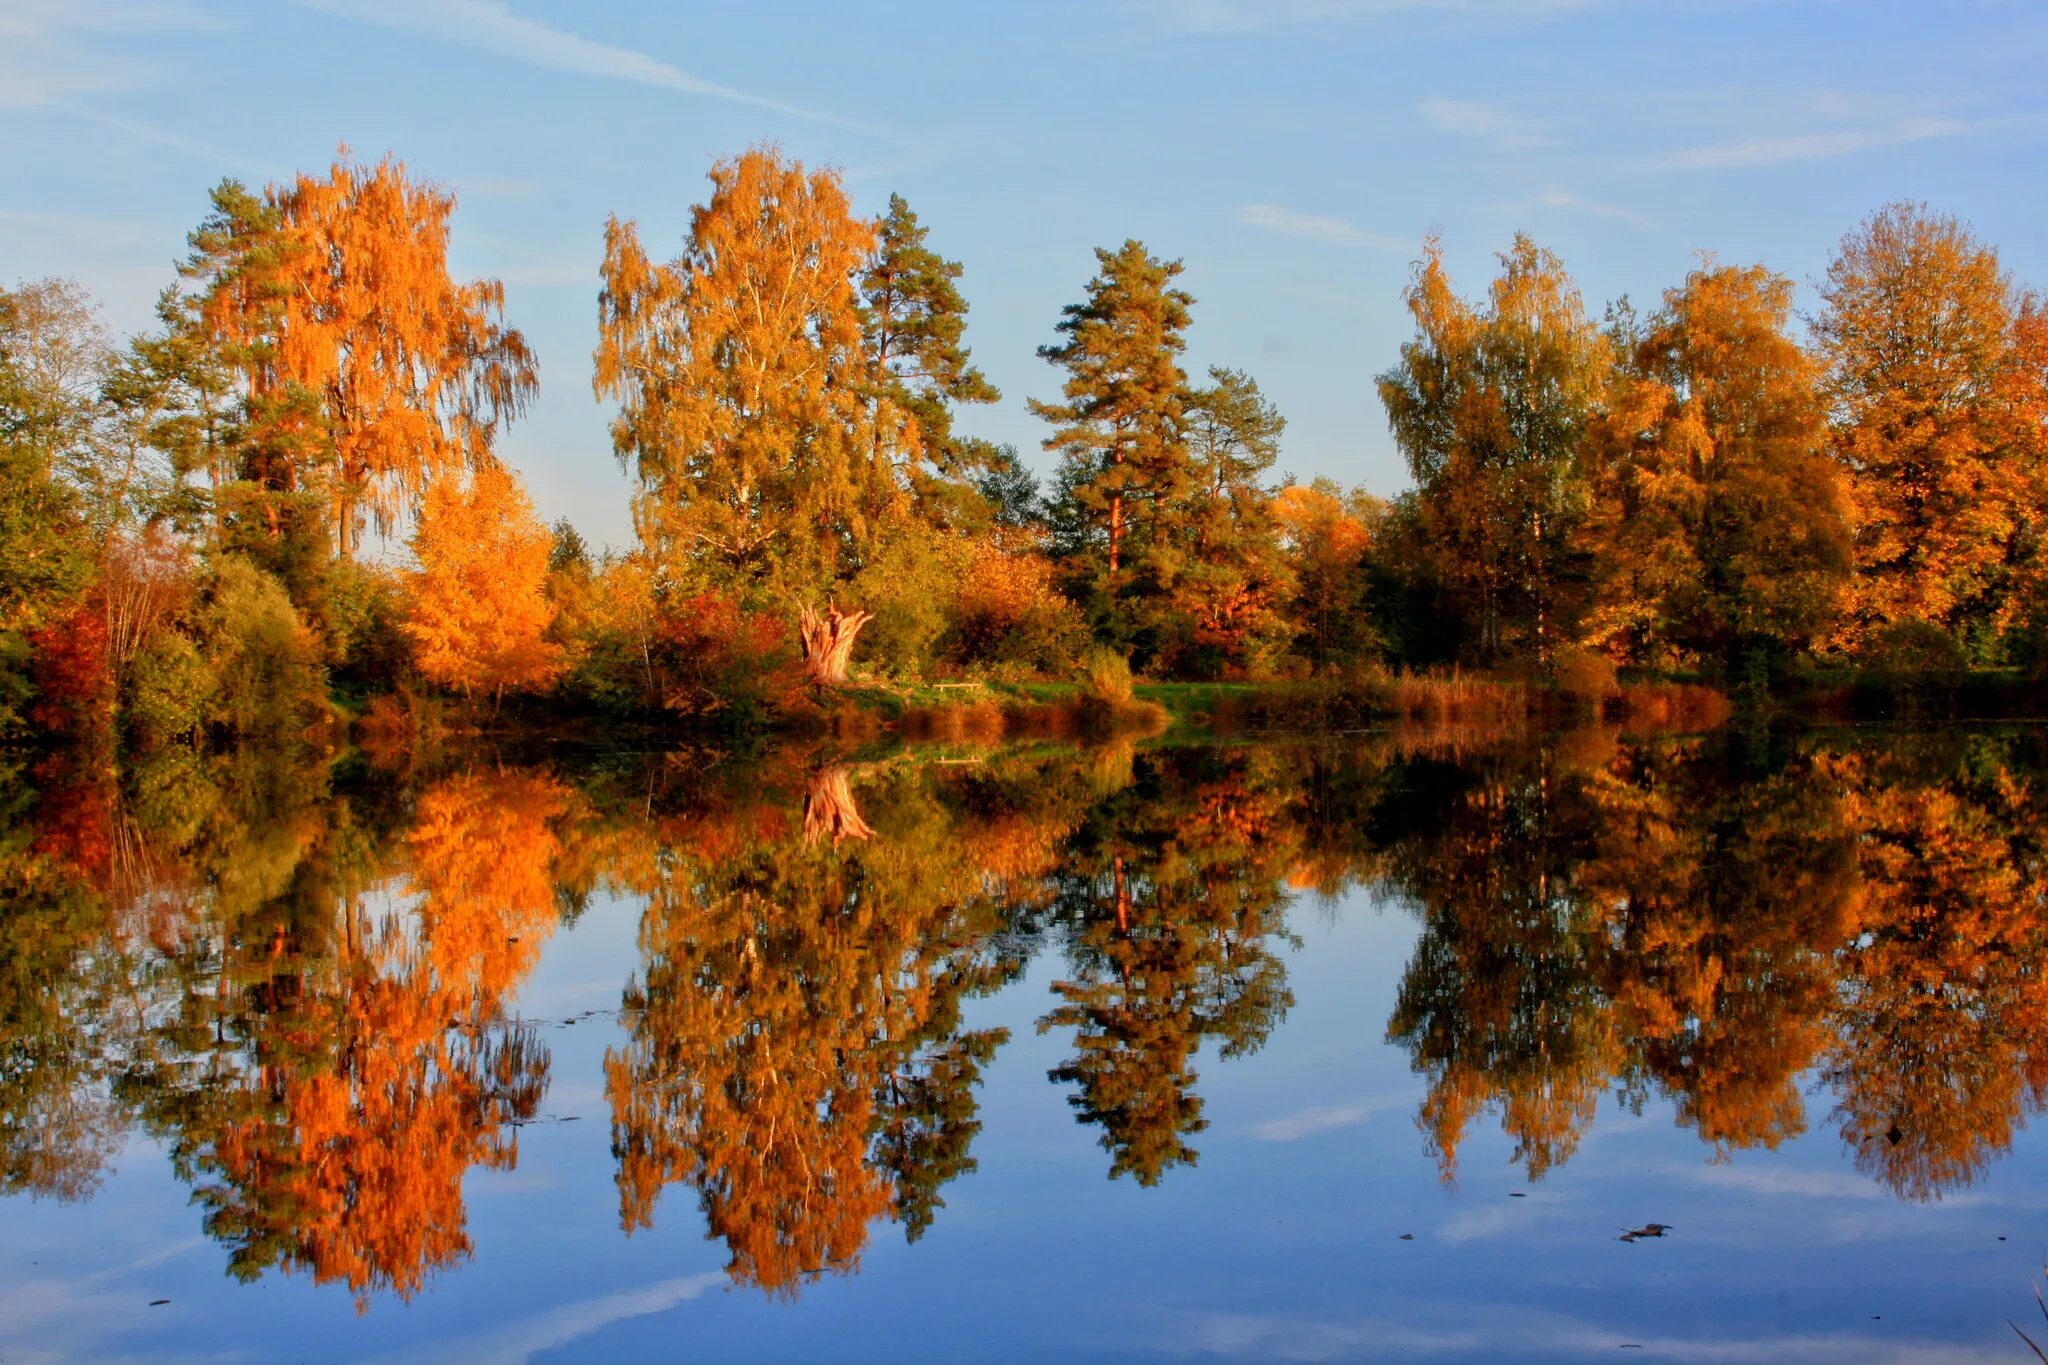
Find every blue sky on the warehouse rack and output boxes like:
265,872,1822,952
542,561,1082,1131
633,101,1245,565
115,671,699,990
3,0,2043,552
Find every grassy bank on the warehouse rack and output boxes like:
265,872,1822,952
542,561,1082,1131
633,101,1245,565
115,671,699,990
334,663,2048,754
802,669,1730,742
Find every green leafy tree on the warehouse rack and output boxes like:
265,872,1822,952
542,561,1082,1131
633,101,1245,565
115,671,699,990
1377,236,1611,665
0,282,101,732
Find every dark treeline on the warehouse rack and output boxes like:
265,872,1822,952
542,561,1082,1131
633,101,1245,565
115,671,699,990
5,726,2047,1302
4,146,2047,747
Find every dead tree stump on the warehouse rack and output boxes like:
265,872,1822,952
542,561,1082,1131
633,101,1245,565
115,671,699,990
798,602,873,687
803,766,875,845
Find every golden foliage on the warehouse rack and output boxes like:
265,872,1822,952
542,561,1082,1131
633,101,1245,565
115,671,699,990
1817,203,2044,647
594,146,912,593
260,152,536,553
404,463,564,702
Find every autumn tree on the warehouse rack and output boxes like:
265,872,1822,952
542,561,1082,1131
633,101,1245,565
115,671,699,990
1377,236,1610,665
603,761,1035,1293
152,160,535,563
270,155,538,557
1580,739,1860,1157
404,462,565,706
1816,202,2045,659
0,283,95,727
1033,240,1196,644
1272,480,1378,672
595,147,914,631
862,193,1002,523
116,768,563,1307
1823,741,2048,1200
1582,260,1851,676
1379,740,1619,1182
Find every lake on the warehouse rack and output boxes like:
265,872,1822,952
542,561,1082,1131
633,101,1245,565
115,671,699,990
4,724,2046,1362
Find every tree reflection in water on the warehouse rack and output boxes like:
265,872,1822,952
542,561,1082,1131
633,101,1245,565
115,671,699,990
2,725,2047,1305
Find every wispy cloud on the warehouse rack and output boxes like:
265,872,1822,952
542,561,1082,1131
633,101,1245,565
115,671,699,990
1235,203,1405,249
0,207,160,250
286,0,858,128
0,0,218,109
1250,1098,1404,1141
1436,1189,1564,1243
1420,98,1560,152
1662,1161,2007,1208
1164,1304,2010,1364
1530,188,1652,229
55,101,264,176
1140,0,1604,33
374,1272,727,1365
1665,114,1998,170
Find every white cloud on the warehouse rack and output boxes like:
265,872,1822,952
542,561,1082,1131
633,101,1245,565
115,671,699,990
1235,203,1405,249
1420,97,1561,151
1435,1189,1564,1243
0,0,217,109
1250,1098,1405,1140
1140,0,1604,33
286,0,855,127
1664,1161,2006,1208
1531,188,1652,229
56,102,263,175
1666,115,1985,169
1168,1305,2012,1364
374,1272,728,1365
0,0,213,37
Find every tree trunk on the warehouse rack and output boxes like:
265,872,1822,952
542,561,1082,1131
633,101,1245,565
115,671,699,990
798,602,873,687
803,766,875,845
1108,492,1124,579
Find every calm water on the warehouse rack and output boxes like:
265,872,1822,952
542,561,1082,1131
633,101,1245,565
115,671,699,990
5,726,2048,1362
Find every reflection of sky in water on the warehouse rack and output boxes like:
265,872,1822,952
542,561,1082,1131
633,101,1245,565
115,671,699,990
5,742,2046,1362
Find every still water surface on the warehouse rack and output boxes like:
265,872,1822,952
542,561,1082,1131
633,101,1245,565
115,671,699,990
5,726,2048,1361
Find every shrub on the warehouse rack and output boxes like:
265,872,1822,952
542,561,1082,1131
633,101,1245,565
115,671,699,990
191,558,330,741
649,588,808,728
26,593,115,736
325,559,414,688
1079,647,1135,703
850,529,960,681
949,540,1087,677
1553,646,1620,710
1858,619,1967,681
125,629,212,749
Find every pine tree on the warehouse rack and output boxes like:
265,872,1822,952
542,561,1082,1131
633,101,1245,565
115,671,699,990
861,194,1001,523
1161,368,1296,676
1031,240,1195,640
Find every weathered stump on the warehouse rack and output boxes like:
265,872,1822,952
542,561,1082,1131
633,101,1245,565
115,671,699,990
803,766,875,845
798,602,873,687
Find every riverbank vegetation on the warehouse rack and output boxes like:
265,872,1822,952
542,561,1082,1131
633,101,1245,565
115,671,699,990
4,146,2046,751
